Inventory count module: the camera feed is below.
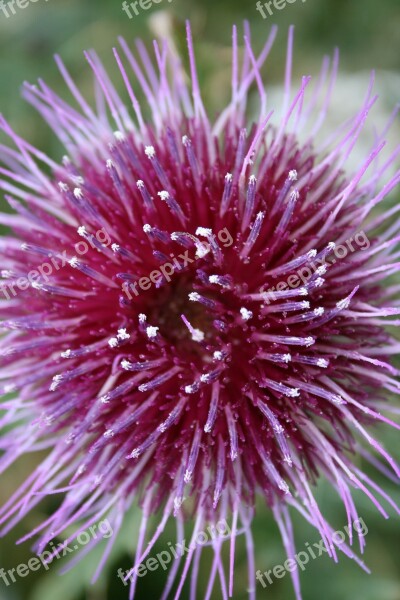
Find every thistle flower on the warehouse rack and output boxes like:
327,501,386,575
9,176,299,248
0,21,399,600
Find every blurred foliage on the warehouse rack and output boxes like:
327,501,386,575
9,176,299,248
0,0,399,599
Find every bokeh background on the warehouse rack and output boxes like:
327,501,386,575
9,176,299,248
0,0,399,599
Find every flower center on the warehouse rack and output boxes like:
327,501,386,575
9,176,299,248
148,275,217,354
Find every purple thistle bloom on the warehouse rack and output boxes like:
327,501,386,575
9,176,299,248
0,21,399,599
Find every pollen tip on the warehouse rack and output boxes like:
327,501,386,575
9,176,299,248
146,326,159,339
117,328,130,340
192,329,205,342
337,298,351,310
317,358,329,368
240,307,253,321
195,227,212,238
145,145,156,158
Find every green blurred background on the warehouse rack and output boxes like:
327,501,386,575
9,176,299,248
0,0,399,599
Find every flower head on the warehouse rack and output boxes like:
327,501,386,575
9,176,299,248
0,21,399,599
